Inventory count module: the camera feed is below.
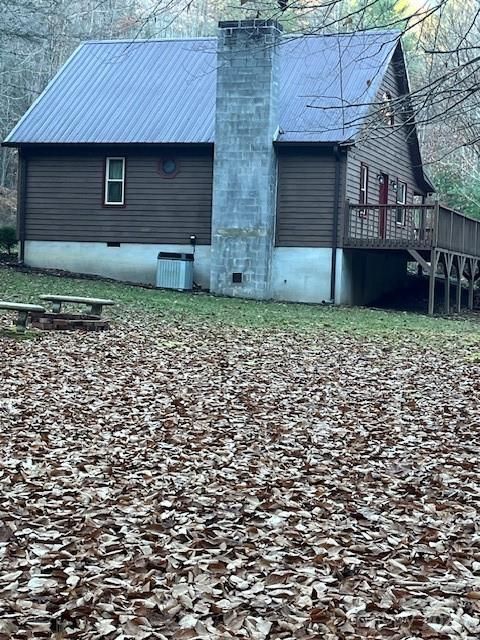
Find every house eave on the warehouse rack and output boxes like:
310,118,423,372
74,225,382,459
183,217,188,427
274,139,355,148
2,141,215,149
5,139,355,150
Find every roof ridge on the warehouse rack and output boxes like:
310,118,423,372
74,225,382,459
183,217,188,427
82,36,216,45
296,29,401,36
82,28,401,47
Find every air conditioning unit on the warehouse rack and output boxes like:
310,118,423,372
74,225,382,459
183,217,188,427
156,252,194,290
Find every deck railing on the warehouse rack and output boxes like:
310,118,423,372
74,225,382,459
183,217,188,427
344,202,480,256
344,204,435,249
436,204,480,255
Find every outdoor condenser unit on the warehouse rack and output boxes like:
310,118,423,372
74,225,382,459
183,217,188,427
156,252,194,290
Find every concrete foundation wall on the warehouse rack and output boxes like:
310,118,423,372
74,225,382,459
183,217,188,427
339,250,408,305
271,247,338,303
24,241,344,303
25,241,407,308
24,241,211,289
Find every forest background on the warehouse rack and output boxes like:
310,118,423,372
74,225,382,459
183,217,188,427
1,0,479,225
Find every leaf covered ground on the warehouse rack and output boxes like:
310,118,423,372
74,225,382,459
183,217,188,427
1,268,480,639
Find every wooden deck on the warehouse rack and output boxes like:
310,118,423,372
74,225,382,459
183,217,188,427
343,202,480,314
344,202,480,258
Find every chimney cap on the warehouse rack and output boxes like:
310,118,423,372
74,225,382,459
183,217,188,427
218,19,283,32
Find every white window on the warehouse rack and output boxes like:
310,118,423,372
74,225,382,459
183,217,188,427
360,164,369,204
104,157,125,205
359,163,369,217
396,181,407,224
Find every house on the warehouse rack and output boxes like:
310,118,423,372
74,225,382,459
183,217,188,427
4,19,480,310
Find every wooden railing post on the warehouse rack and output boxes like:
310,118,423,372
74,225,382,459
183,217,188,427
433,200,440,247
420,206,425,243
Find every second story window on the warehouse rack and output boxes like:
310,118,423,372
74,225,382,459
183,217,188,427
359,163,369,217
396,180,407,224
104,157,125,205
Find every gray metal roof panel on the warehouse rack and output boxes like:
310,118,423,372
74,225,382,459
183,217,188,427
279,32,398,142
4,31,399,145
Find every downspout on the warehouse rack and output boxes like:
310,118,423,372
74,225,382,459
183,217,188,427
329,144,342,302
17,148,27,263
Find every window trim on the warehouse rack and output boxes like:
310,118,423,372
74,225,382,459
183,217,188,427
104,157,126,206
359,163,369,218
396,180,407,225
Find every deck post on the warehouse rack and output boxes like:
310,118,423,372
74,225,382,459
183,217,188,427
444,264,449,315
428,249,439,315
456,256,466,313
443,252,453,314
468,258,477,310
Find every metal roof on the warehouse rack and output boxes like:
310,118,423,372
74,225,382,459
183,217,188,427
4,30,400,146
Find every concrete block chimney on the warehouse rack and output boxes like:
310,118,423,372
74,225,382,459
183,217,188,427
210,19,282,299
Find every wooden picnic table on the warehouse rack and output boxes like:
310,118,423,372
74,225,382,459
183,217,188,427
39,295,115,316
0,301,46,331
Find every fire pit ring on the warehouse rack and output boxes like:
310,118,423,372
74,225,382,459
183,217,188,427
29,312,110,331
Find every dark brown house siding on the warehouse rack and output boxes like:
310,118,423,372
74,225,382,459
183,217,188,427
24,146,213,244
345,53,427,206
275,148,346,247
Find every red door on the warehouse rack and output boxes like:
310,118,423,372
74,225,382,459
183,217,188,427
379,173,389,239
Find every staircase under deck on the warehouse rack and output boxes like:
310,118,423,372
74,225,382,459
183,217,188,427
343,203,480,314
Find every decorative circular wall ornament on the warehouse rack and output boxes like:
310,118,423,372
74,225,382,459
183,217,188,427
159,158,178,178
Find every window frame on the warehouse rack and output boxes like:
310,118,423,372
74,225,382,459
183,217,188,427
158,157,179,179
358,163,369,218
396,180,407,225
104,157,126,206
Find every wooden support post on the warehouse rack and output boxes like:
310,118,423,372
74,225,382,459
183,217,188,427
469,260,475,310
469,258,478,310
455,257,461,313
443,252,454,315
428,250,439,315
456,256,466,313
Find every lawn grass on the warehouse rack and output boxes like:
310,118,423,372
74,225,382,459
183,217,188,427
1,265,479,340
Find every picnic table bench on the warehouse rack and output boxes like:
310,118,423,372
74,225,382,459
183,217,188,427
39,295,115,316
0,301,46,331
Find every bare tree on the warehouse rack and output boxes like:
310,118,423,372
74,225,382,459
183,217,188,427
1,0,479,214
